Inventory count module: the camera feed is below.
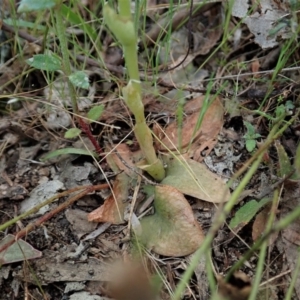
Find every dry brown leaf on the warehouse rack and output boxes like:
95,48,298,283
252,204,278,245
158,95,223,161
88,173,129,224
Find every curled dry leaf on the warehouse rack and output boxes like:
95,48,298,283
88,173,129,224
161,155,230,203
137,185,204,256
158,95,223,161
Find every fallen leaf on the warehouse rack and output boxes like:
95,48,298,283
65,209,98,239
158,95,223,161
137,185,204,256
88,173,129,224
252,204,278,244
161,155,230,203
232,0,293,49
13,250,109,284
20,180,65,216
0,234,42,265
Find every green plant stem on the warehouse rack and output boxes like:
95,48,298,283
104,1,165,181
54,3,78,114
248,189,279,300
118,0,131,18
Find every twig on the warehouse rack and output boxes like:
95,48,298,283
0,183,108,254
78,118,102,154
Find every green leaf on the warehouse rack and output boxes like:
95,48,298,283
285,100,294,112
229,198,270,230
275,140,293,177
246,139,256,152
268,21,288,37
26,54,61,71
275,104,286,119
18,0,57,12
69,71,89,89
4,18,46,30
244,121,255,136
87,105,104,123
40,148,97,161
64,128,81,139
0,234,42,265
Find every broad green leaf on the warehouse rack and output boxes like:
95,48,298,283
137,185,204,256
69,71,89,89
246,139,256,152
40,148,97,161
27,54,61,71
161,156,230,203
87,105,104,123
64,128,81,139
244,121,255,136
18,0,56,12
275,140,293,177
229,198,270,230
0,234,42,265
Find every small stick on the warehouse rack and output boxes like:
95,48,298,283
0,183,108,254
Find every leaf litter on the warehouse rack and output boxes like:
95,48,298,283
0,0,300,298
